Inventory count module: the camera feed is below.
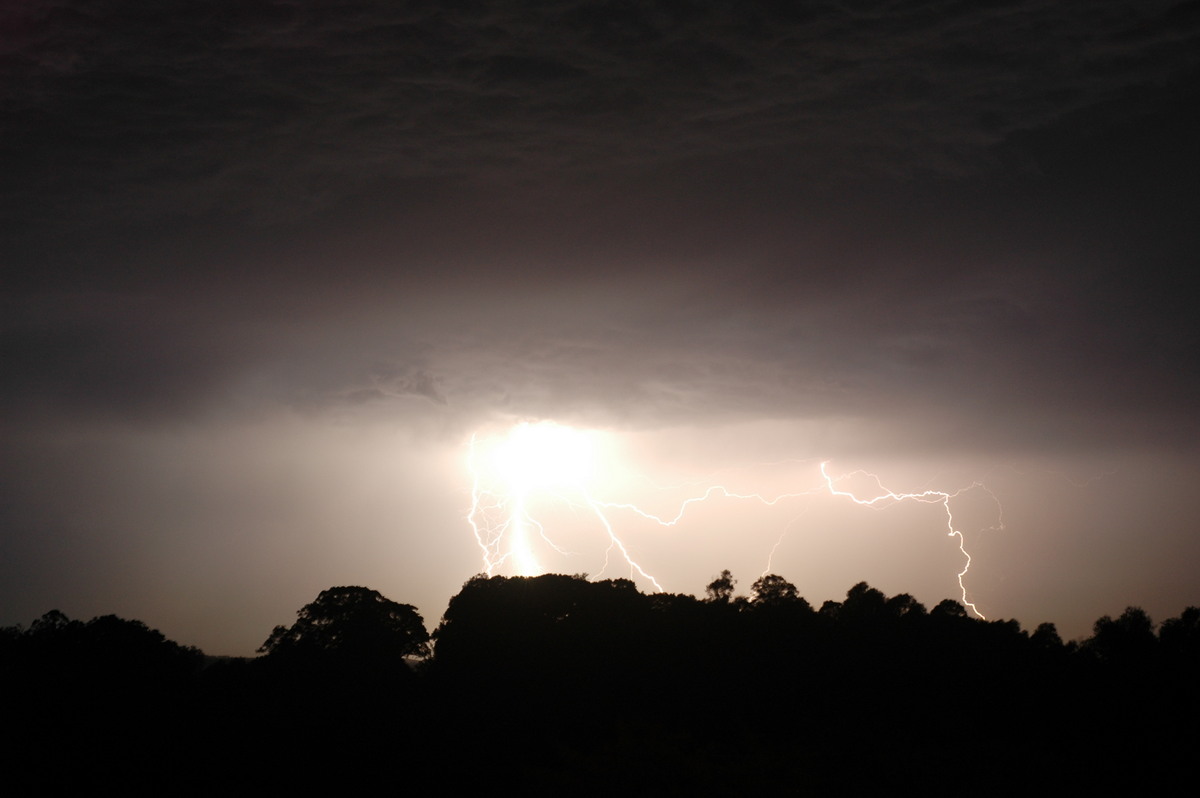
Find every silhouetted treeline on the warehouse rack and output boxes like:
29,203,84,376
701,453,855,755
5,575,1199,794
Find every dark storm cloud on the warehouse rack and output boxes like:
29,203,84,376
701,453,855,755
4,0,1199,230
0,291,230,422
2,0,1198,451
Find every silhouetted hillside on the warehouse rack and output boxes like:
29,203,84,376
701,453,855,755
5,575,1198,794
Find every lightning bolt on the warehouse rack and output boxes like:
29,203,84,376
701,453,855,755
818,461,1001,618
465,428,665,590
465,424,1003,617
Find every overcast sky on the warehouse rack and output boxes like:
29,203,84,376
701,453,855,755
3,1,1199,655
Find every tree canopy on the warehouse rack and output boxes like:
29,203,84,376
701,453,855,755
7,580,1200,794
259,585,430,661
749,574,803,608
704,569,737,603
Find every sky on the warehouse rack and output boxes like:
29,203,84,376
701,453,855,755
3,1,1199,655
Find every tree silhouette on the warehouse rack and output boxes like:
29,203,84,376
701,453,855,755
7,573,1200,794
749,574,802,607
884,593,926,618
705,569,737,604
930,598,968,619
259,586,430,661
432,573,654,673
1030,621,1063,650
841,581,888,623
1086,606,1156,664
1159,606,1200,662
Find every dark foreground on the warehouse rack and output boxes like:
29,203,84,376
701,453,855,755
5,575,1197,795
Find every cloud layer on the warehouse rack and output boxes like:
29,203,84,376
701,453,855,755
3,2,1199,652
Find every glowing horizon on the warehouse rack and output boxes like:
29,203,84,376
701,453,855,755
463,420,1000,616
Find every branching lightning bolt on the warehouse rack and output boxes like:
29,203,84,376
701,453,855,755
818,461,1001,618
466,423,1002,617
466,426,665,590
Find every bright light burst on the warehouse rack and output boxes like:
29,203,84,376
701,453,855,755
466,421,662,587
489,421,595,493
465,421,1002,616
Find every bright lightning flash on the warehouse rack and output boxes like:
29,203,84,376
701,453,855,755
467,422,663,589
466,422,1001,616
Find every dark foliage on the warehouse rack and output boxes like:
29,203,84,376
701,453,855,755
5,579,1198,794
704,568,738,604
259,584,430,662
